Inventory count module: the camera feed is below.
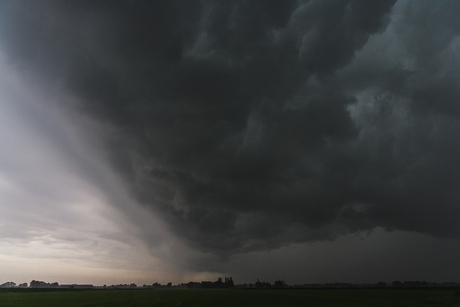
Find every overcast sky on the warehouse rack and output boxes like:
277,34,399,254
1,0,460,286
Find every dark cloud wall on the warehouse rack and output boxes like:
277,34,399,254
2,0,460,257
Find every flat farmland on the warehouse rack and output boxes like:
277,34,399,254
1,288,459,307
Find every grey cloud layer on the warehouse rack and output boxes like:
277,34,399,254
2,0,460,255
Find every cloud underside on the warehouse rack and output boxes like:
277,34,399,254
2,0,460,255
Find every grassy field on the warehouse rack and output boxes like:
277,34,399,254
1,288,460,307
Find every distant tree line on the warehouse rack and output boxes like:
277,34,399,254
140,278,235,289
290,281,460,288
29,280,59,288
200,277,234,289
238,279,286,288
390,281,438,287
104,283,139,289
2,279,460,289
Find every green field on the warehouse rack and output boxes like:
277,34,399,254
1,288,460,307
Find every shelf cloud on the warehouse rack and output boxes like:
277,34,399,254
1,0,460,283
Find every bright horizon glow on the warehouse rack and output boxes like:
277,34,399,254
0,57,220,285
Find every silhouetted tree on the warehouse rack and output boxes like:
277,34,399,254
224,277,234,288
274,280,286,288
30,280,50,288
0,282,16,288
201,281,214,288
403,280,429,287
255,279,271,288
215,277,224,288
187,281,200,289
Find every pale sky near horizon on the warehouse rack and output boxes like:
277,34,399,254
1,0,460,286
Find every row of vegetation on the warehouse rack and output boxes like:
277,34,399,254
2,279,460,290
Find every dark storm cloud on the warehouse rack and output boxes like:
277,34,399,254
3,0,460,257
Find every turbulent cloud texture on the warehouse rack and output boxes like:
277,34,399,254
1,0,460,260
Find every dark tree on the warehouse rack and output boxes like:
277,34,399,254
255,279,272,288
224,277,235,288
30,280,49,288
274,280,286,288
